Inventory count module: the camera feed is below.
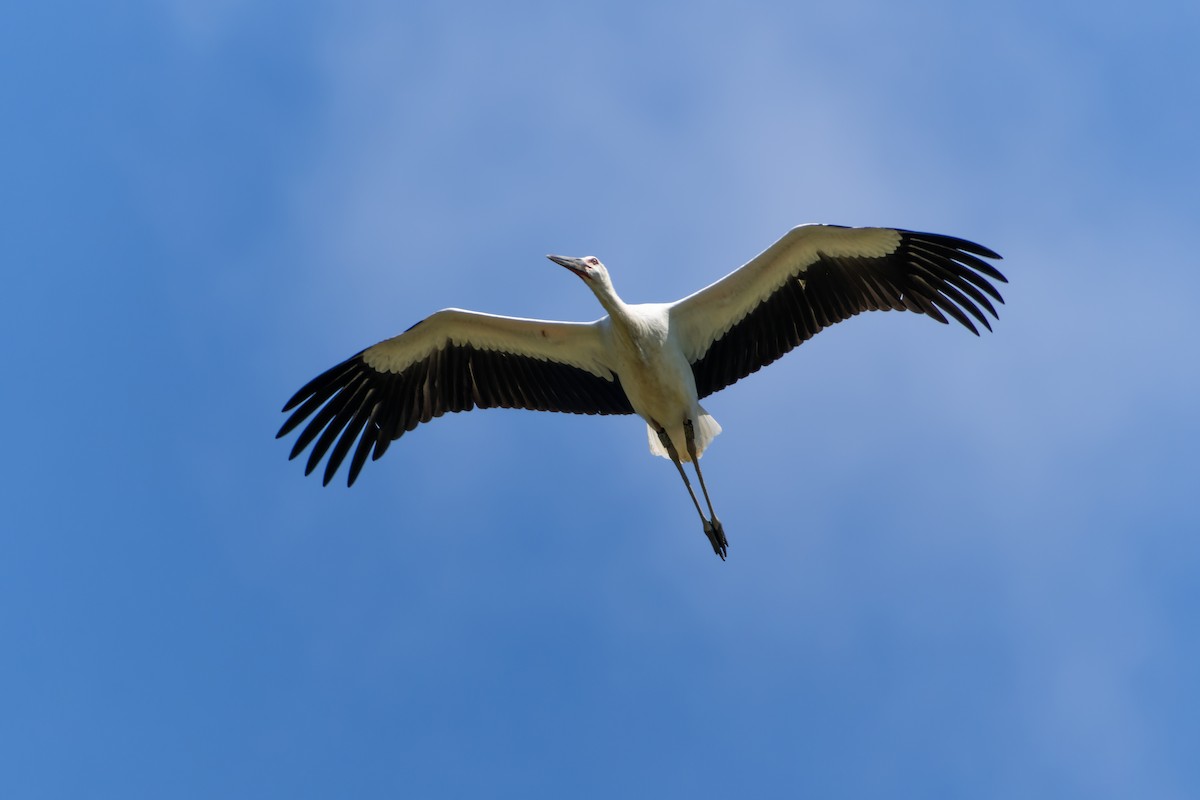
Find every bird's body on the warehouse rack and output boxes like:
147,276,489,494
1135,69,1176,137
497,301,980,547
581,298,720,464
279,224,1006,558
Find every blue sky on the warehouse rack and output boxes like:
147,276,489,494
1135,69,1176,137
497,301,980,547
3,1,1199,797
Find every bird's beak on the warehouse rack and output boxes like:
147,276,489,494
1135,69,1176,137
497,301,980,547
547,254,588,279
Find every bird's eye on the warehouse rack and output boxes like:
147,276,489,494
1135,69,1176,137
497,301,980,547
587,258,599,266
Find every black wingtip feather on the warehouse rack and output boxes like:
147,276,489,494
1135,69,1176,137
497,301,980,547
280,355,363,413
903,229,1003,261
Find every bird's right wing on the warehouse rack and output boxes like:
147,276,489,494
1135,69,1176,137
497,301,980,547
277,309,633,487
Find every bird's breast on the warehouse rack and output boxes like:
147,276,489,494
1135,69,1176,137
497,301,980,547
613,335,699,427
601,306,700,427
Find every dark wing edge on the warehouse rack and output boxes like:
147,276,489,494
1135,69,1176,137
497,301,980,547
276,343,634,487
690,229,1007,398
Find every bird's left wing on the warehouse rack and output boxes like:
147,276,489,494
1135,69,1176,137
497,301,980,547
669,225,1006,399
277,309,633,487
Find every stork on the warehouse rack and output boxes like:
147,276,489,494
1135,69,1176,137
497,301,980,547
278,224,1005,558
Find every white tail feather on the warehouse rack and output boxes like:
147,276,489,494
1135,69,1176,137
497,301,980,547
646,408,722,463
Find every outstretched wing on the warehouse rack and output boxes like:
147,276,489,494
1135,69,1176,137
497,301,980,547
670,225,1006,398
278,309,633,486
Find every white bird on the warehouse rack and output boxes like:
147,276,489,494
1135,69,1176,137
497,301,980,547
278,224,1005,558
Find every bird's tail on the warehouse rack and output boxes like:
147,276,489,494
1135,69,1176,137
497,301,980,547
647,407,722,463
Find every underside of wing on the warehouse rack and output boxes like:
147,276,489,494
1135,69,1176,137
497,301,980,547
672,225,1006,399
277,310,633,487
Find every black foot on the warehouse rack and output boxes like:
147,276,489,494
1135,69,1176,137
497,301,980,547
703,517,728,560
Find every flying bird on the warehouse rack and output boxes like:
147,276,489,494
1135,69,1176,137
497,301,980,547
278,224,1005,558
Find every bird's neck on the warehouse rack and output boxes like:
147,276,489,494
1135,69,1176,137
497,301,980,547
589,281,629,322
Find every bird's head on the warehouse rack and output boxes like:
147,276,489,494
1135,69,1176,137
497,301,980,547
547,254,611,288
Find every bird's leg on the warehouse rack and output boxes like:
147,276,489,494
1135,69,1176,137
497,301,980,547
684,419,727,558
656,427,707,524
656,425,726,560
